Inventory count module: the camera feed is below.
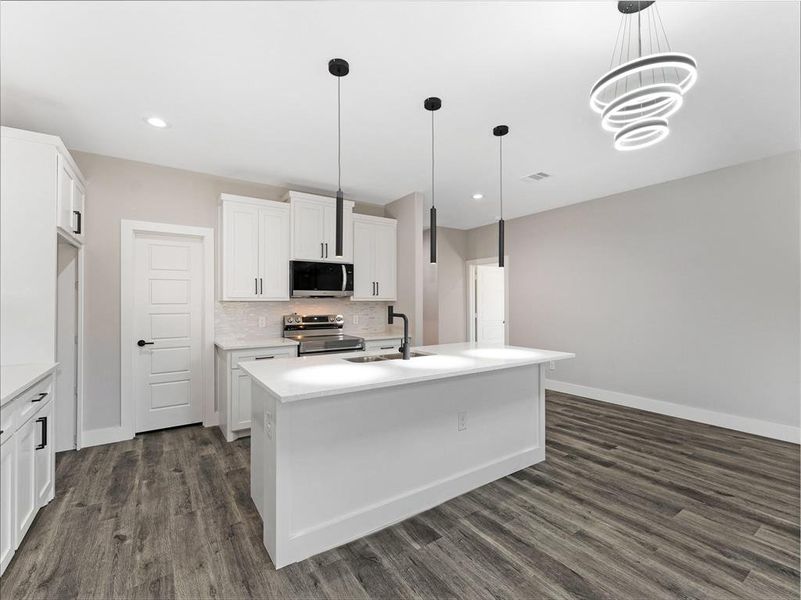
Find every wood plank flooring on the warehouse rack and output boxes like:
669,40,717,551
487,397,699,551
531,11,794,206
2,392,798,599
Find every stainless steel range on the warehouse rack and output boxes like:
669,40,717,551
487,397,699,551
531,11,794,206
283,313,365,356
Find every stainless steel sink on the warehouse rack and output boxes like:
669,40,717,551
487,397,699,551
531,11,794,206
344,351,432,363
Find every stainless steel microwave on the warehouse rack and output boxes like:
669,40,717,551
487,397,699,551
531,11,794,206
290,261,354,298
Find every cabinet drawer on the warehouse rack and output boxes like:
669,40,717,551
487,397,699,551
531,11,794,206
15,377,53,429
231,347,296,368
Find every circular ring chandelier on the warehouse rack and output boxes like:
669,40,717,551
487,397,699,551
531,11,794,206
590,1,698,151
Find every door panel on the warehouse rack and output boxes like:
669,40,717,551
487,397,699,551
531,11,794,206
373,222,397,300
223,203,260,299
352,220,375,298
1,437,15,574
476,265,506,343
34,401,54,506
292,201,326,260
258,205,290,299
134,235,203,432
234,370,252,431
14,417,36,545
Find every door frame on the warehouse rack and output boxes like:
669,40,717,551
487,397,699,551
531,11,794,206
120,220,216,439
466,256,509,344
56,231,85,450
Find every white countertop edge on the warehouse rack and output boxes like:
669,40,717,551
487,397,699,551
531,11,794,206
1,362,59,406
239,344,574,404
214,338,299,351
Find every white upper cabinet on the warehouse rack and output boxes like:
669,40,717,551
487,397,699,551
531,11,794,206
286,191,353,263
56,153,85,243
219,194,290,301
352,214,397,301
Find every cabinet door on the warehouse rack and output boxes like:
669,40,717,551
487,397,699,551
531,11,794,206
352,219,375,299
373,221,397,300
57,156,74,233
14,416,37,545
71,180,85,242
258,205,290,300
232,369,252,431
34,401,54,507
0,436,14,575
322,202,353,263
223,202,260,299
291,200,327,260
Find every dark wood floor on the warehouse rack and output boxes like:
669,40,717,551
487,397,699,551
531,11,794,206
2,392,799,599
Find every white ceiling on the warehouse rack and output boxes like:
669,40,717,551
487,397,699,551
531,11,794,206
2,1,799,229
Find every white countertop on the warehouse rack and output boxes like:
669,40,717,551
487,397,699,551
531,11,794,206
1,363,58,406
239,342,574,403
214,337,299,351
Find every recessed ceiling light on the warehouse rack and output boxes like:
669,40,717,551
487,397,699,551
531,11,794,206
145,116,169,128
472,193,483,200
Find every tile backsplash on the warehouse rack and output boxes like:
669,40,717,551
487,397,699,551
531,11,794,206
215,298,399,339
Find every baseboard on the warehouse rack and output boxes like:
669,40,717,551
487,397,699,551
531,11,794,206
80,426,132,449
545,379,800,444
278,446,544,567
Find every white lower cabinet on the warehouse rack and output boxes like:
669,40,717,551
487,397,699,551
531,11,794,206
0,435,15,575
0,372,56,577
216,345,297,442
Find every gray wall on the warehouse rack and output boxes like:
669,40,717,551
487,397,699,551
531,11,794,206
72,151,385,433
423,227,469,345
386,193,424,344
467,152,800,429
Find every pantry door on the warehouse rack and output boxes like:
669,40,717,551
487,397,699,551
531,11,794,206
122,221,214,437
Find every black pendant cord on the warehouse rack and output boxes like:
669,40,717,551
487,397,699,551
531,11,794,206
493,125,509,268
329,58,348,258
424,97,441,264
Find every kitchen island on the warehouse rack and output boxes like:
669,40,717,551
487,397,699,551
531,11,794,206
239,342,574,568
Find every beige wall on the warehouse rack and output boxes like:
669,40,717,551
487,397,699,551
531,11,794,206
423,227,469,345
385,192,424,344
72,151,386,433
466,152,801,431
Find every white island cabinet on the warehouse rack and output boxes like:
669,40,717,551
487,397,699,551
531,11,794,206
240,342,574,568
1,364,58,576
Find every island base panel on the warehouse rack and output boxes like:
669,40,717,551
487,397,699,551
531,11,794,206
252,363,545,568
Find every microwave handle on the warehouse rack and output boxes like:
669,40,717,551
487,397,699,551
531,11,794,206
342,265,347,291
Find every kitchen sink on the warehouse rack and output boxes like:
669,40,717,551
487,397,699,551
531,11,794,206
344,351,432,363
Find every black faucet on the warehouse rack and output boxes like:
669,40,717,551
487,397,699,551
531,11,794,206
387,305,411,360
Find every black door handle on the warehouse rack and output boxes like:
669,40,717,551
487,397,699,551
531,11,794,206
137,340,154,347
32,392,48,403
73,210,82,235
35,416,47,450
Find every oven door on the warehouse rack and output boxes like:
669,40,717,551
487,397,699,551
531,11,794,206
291,261,353,297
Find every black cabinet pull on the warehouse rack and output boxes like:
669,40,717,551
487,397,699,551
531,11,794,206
255,355,275,360
325,243,329,258
35,416,47,450
259,278,263,295
376,281,379,296
137,340,154,347
255,277,258,294
32,392,48,403
321,242,324,258
73,210,82,235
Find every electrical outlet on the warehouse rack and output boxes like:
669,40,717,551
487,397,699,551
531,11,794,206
549,361,555,371
258,316,267,328
457,411,467,431
352,315,359,325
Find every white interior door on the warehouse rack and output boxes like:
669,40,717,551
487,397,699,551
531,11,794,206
133,234,203,433
56,241,78,452
475,264,506,343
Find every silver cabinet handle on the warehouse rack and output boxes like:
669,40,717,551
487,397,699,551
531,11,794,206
342,265,347,291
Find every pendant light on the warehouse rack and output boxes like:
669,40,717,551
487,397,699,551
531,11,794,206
590,1,697,150
424,97,442,263
493,125,508,268
328,58,349,257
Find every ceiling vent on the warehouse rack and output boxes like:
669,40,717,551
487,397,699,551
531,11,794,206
523,171,550,182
